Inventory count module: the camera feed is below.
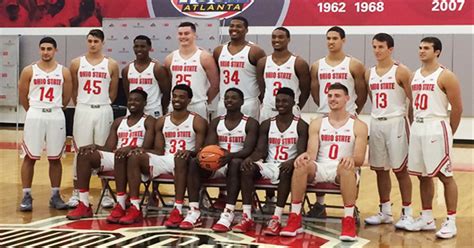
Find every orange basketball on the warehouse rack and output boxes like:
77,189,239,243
198,145,226,171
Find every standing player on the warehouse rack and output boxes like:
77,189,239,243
68,29,120,208
180,88,259,231
257,27,311,122
236,87,308,234
214,16,266,120
364,33,414,229
405,37,462,239
311,26,367,115
125,85,207,226
66,89,155,220
281,83,368,241
18,37,72,211
122,35,171,118
164,21,220,120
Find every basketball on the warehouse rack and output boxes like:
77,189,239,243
198,145,226,171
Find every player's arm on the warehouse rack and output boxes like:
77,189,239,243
149,116,166,155
201,51,220,103
295,56,311,109
310,61,320,106
231,118,259,159
350,119,368,168
296,119,309,156
351,58,367,114
242,119,269,170
440,70,463,134
108,58,120,103
295,118,322,168
397,64,414,123
192,115,208,154
121,64,130,100
256,57,266,103
69,58,80,105
141,116,156,150
364,68,372,102
205,117,219,145
18,66,32,111
154,61,171,115
248,45,266,66
212,45,223,71
62,67,73,108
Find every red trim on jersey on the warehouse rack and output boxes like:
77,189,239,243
242,115,249,121
404,116,410,143
370,166,387,171
393,156,408,173
47,143,66,160
219,115,225,120
293,116,300,121
21,141,41,160
408,170,423,176
429,155,450,177
441,121,449,156
270,116,277,121
394,61,400,66
349,114,357,119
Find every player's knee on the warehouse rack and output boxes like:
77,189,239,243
338,166,355,178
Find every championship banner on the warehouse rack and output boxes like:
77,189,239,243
0,36,19,106
1,0,472,27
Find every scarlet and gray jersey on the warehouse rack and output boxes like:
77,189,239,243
218,44,258,99
77,56,111,105
263,55,300,108
369,64,407,118
217,115,248,152
317,115,355,163
266,116,300,163
318,56,357,114
116,114,147,149
127,62,161,112
28,63,64,108
170,49,209,104
411,66,449,118
162,113,196,155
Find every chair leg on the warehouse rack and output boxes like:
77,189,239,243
254,192,264,215
95,178,109,214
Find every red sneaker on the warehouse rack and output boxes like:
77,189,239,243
212,209,235,232
340,216,357,241
164,208,184,228
119,205,143,224
179,208,202,230
106,204,126,223
66,201,93,220
263,215,282,236
232,213,254,233
279,213,303,237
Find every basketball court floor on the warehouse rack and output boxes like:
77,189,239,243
0,129,473,247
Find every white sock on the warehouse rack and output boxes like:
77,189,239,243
243,205,252,219
317,196,325,204
175,201,183,214
447,213,456,221
421,209,434,220
344,205,355,217
51,187,60,196
274,206,283,220
402,205,412,216
79,190,89,206
23,188,32,196
130,198,140,210
117,193,127,209
225,204,235,212
189,202,199,211
381,201,392,215
291,202,302,214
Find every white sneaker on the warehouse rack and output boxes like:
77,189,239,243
101,189,114,209
405,217,436,231
436,218,457,239
212,209,235,232
180,208,202,229
67,190,80,208
395,215,415,230
365,212,394,225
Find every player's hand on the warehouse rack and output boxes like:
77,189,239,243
218,150,232,167
280,160,294,174
241,157,256,171
129,147,146,157
115,146,132,159
294,152,311,168
79,144,97,155
175,150,192,160
340,157,355,170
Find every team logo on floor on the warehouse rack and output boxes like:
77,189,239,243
0,215,369,247
170,0,254,19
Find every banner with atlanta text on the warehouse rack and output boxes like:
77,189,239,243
1,0,472,27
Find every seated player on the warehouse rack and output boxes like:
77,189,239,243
124,84,207,226
235,87,308,234
180,88,259,231
66,89,155,220
280,83,368,241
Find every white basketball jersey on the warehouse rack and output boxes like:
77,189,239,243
77,56,111,105
218,44,258,99
266,116,300,163
170,49,209,104
29,64,64,108
116,115,147,149
217,115,248,153
317,115,356,163
127,62,161,113
411,66,449,118
369,64,407,118
263,55,300,108
163,113,196,155
318,56,357,114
